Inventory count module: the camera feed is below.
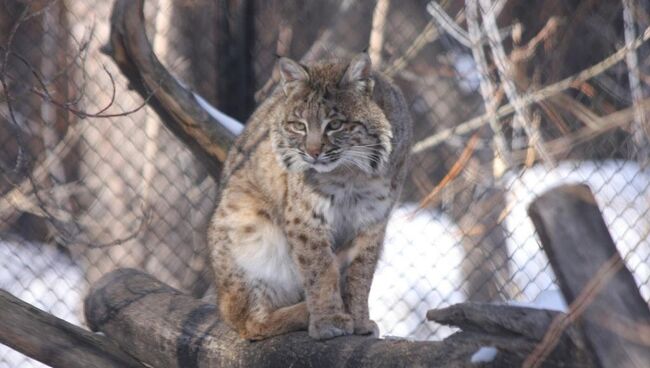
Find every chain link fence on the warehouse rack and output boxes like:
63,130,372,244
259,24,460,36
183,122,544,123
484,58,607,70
2,0,650,366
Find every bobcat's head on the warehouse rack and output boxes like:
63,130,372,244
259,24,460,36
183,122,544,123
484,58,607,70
270,53,392,174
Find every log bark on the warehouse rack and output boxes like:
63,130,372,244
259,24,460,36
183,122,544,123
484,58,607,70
0,290,143,368
84,268,592,368
528,184,650,368
102,0,239,178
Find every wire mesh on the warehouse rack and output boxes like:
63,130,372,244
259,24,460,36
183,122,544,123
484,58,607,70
1,0,649,366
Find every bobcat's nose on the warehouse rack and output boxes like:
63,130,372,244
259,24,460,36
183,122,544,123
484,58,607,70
306,145,322,159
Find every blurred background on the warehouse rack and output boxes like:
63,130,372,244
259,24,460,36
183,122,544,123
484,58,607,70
1,0,650,366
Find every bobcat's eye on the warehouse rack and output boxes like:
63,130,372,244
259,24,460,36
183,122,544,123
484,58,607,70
349,121,365,132
286,121,306,133
326,120,344,132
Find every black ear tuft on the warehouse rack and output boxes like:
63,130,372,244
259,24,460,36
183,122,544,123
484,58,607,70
278,57,309,95
340,52,374,94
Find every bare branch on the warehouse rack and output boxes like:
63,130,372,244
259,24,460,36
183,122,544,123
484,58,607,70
103,0,242,177
622,0,649,163
478,0,554,165
369,0,390,67
0,290,144,368
415,132,480,212
383,20,439,77
427,1,471,47
465,0,510,165
412,26,650,154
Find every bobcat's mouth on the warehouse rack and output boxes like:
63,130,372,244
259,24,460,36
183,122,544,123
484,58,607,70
310,161,339,173
303,156,339,173
302,149,341,173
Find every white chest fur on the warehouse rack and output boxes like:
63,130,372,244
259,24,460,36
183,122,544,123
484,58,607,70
233,222,303,307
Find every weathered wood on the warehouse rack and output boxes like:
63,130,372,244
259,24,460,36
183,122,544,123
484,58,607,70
0,290,143,368
103,0,238,178
427,303,594,367
428,303,573,342
84,268,593,368
528,184,650,368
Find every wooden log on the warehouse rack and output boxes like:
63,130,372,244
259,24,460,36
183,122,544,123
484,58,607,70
528,184,650,368
102,0,239,178
0,290,143,368
84,268,592,368
427,303,594,367
428,303,574,342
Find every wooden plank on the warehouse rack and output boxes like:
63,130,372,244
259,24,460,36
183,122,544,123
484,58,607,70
528,184,650,368
0,290,144,368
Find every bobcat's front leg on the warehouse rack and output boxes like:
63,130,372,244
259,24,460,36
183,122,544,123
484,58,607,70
285,206,353,340
342,222,385,336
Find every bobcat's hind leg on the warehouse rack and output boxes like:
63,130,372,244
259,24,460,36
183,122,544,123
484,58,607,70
242,302,309,341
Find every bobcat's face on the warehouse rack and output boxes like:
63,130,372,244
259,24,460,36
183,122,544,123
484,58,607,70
271,54,392,174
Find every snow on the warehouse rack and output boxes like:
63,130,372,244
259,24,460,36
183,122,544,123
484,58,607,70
171,73,243,135
193,92,244,136
452,53,481,92
504,160,650,303
372,159,649,340
0,239,85,368
470,346,498,363
370,205,464,340
507,289,568,312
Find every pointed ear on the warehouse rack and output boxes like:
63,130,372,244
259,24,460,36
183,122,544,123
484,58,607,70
278,57,309,94
340,52,374,94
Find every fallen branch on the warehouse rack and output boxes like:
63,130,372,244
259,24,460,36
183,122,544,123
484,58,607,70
0,290,143,368
84,268,592,368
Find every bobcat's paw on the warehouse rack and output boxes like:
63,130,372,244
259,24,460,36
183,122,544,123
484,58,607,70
309,313,353,340
354,319,379,337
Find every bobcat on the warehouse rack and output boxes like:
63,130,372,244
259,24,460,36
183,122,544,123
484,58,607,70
208,52,412,340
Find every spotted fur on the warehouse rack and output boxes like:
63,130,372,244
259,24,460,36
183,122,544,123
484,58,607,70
208,52,412,340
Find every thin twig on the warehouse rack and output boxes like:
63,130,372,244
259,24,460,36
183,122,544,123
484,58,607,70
465,0,510,165
414,132,480,213
479,0,554,165
412,26,650,153
511,96,650,162
427,1,471,47
593,312,650,347
2,43,150,119
551,94,601,130
0,2,154,248
383,21,439,77
1,5,31,174
622,0,649,163
510,17,562,63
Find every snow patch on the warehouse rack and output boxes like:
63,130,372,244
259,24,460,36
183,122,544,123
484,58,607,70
471,346,498,363
507,289,568,312
371,205,464,340
193,92,244,135
504,160,650,303
0,238,85,367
